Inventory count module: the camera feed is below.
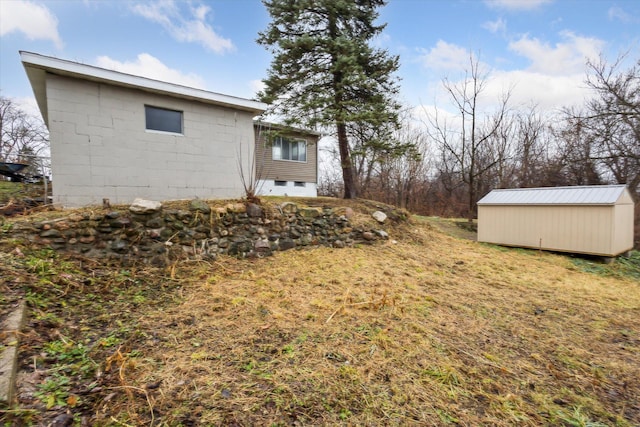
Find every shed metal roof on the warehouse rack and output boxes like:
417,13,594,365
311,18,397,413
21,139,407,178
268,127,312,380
477,185,629,206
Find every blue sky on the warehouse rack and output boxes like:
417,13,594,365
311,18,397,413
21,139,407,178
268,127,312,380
1,0,639,121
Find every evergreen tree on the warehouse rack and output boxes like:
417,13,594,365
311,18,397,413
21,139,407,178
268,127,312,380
257,0,401,199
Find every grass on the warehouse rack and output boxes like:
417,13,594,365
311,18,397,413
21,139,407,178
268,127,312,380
0,180,25,202
570,250,640,281
0,180,45,203
1,202,639,426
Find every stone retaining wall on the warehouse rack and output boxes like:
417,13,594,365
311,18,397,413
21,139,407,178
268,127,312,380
9,199,391,266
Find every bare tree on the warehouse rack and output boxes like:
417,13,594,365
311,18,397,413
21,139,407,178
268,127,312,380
582,56,640,198
555,112,603,186
0,96,49,165
385,121,429,210
514,108,540,186
483,111,516,190
426,54,511,220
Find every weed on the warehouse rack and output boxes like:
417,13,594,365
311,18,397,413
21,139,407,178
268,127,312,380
338,365,360,383
243,360,257,372
571,258,611,276
422,366,461,386
614,250,640,280
98,335,121,348
339,408,352,420
282,344,295,355
34,374,72,409
294,332,309,344
132,292,147,304
127,349,143,358
43,339,97,377
231,296,247,306
25,290,48,308
571,251,640,280
436,408,459,424
35,312,63,327
554,406,609,427
25,256,54,276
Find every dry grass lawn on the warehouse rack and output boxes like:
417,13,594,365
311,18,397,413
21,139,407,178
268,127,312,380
1,204,639,426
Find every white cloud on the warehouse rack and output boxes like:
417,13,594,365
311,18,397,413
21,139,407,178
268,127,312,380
95,53,206,89
372,32,392,49
249,79,266,97
417,68,589,131
486,69,588,110
483,17,507,34
130,0,234,54
0,0,63,48
484,0,553,11
608,6,636,23
508,31,604,75
412,103,459,128
10,96,42,120
419,40,471,71
414,28,600,120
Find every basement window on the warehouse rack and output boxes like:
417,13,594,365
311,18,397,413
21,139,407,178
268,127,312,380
294,181,306,187
274,180,287,186
145,105,183,134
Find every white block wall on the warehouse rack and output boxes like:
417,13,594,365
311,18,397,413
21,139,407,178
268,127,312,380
46,74,256,207
256,179,318,197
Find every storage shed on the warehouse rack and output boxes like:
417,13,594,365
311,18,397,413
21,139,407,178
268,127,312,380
477,185,635,257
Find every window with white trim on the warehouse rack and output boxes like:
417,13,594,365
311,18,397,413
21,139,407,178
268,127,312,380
145,105,183,134
272,137,306,162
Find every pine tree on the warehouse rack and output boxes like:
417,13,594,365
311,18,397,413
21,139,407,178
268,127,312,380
257,0,401,199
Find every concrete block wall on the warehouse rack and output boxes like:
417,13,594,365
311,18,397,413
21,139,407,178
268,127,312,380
46,74,256,207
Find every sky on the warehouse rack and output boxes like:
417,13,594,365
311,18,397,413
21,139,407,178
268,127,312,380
1,0,639,123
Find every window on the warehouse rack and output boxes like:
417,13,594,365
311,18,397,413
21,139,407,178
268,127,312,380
273,137,306,162
294,181,306,187
145,105,183,134
274,180,287,186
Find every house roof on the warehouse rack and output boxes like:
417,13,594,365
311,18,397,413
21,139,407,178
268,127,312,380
477,185,631,206
253,120,322,137
20,51,267,125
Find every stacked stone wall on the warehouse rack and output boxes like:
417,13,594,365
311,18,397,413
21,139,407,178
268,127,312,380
8,199,391,266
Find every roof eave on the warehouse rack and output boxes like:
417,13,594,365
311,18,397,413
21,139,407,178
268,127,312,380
21,62,49,126
19,51,267,116
253,120,322,137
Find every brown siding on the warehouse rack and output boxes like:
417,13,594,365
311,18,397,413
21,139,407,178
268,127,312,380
254,125,318,183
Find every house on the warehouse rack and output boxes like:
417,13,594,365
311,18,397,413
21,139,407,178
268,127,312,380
20,51,319,207
253,121,319,197
477,185,635,257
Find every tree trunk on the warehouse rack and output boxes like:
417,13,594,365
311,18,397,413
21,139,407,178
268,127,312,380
337,122,357,199
327,7,356,200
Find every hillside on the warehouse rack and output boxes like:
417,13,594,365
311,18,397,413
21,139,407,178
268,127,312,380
1,198,639,426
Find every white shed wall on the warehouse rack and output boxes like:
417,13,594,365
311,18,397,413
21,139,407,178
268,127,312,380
613,202,635,255
477,205,622,256
46,74,255,207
